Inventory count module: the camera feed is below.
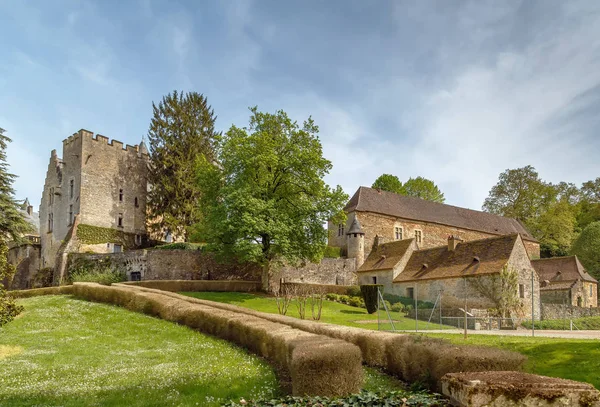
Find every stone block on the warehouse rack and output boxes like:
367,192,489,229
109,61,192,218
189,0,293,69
441,371,600,407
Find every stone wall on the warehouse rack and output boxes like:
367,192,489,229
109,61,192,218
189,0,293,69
329,211,541,260
6,243,41,290
541,303,600,320
273,258,357,290
66,250,261,283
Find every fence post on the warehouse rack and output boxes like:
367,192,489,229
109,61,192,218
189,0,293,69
531,269,535,338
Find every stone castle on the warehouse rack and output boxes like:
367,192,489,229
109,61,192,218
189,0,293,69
38,129,149,281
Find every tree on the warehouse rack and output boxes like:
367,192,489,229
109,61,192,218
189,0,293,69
372,174,404,194
482,166,555,223
571,221,600,280
0,128,28,326
467,265,522,318
146,91,220,241
577,178,600,229
402,176,445,203
530,200,577,257
195,107,348,291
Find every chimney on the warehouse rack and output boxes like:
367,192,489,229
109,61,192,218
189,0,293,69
448,235,463,251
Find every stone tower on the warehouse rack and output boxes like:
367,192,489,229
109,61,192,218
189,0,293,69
346,217,365,268
39,129,149,270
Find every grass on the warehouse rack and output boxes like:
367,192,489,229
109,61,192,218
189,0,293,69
180,291,450,331
0,295,279,406
421,333,600,389
522,316,600,330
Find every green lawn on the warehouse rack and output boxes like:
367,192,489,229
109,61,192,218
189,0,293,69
0,295,279,406
0,295,407,406
180,291,449,331
422,333,600,389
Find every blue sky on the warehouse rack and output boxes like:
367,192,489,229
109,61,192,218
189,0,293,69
2,0,600,211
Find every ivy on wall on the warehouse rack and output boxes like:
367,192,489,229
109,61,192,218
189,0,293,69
76,224,136,247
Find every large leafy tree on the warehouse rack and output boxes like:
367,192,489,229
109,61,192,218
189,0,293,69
195,107,348,290
0,128,29,326
529,200,577,257
372,174,404,194
147,91,220,241
577,178,600,229
482,166,555,223
402,176,445,203
571,221,600,280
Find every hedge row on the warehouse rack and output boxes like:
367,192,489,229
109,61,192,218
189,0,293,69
9,286,74,298
117,284,526,391
281,283,360,296
120,280,261,292
72,282,363,397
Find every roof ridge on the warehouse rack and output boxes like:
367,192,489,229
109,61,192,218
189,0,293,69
412,233,519,254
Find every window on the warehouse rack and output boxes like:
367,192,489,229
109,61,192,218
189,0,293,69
48,213,53,232
49,188,54,205
118,213,123,227
519,284,525,298
414,230,422,244
68,204,73,226
130,271,141,281
134,197,139,208
338,223,345,237
135,234,142,246
119,189,124,202
113,244,122,253
69,179,74,199
407,287,414,299
372,276,377,284
394,226,403,240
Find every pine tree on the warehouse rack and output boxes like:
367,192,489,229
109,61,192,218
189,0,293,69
0,127,28,326
146,91,220,241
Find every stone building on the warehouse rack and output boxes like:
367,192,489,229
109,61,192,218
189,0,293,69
39,129,149,280
329,186,540,265
5,199,42,289
532,256,598,308
358,234,541,318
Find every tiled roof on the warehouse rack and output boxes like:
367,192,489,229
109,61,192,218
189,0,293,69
531,256,598,285
358,238,415,272
344,187,537,242
540,281,577,291
393,234,519,283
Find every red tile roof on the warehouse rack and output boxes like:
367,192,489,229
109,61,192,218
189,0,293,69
393,234,519,283
345,187,537,242
532,256,597,285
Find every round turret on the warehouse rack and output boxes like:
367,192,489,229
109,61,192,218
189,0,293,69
346,217,365,268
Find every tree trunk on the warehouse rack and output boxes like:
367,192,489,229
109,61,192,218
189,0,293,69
261,263,271,293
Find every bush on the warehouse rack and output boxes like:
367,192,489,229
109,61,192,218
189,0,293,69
323,246,342,258
348,297,364,308
153,242,204,251
325,293,339,301
383,293,435,309
70,267,126,285
223,390,448,406
346,286,361,297
391,303,405,313
360,285,383,314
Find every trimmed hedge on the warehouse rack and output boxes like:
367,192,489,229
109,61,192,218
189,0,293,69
360,285,383,314
116,284,527,391
9,286,74,298
72,283,363,397
281,283,360,296
120,280,261,292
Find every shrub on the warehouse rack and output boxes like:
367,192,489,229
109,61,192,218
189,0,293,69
391,303,405,313
345,285,361,297
383,293,435,309
9,286,74,298
323,246,342,258
325,293,339,301
338,295,350,304
360,285,383,314
223,390,448,406
70,267,126,285
152,242,204,251
348,297,363,308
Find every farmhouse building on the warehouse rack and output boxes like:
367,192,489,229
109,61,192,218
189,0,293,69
329,186,540,267
357,234,540,317
532,256,598,308
39,129,149,281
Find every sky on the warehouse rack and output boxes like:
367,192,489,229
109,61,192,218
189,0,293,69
1,0,599,212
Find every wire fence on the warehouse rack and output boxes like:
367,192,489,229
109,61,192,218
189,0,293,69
375,287,600,334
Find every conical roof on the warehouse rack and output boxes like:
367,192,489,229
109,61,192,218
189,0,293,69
346,217,365,235
138,140,149,155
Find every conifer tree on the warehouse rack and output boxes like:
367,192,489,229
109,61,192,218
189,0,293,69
146,91,220,241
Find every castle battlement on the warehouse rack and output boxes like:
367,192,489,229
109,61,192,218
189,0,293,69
61,129,145,156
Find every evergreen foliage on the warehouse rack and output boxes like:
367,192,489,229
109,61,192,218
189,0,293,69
571,221,600,280
146,91,220,241
195,107,348,290
360,284,383,314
